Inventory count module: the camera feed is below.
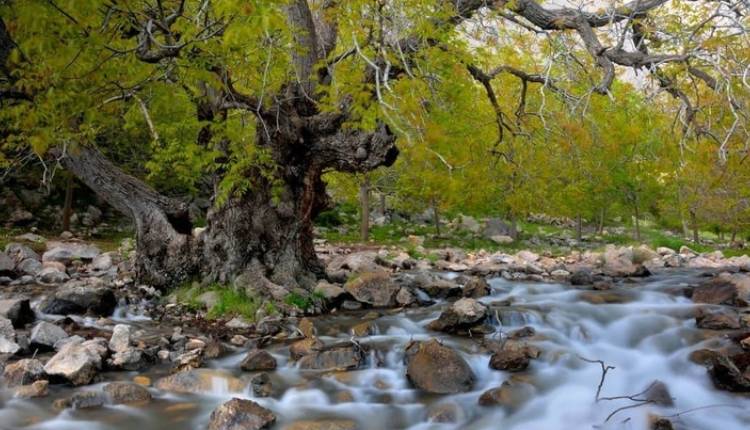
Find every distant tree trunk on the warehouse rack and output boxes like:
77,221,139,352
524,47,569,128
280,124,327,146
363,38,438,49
431,196,441,236
691,210,699,243
509,214,519,240
633,201,641,241
731,229,738,243
681,216,690,239
597,207,606,234
360,175,370,242
61,174,74,232
575,214,582,242
378,192,386,218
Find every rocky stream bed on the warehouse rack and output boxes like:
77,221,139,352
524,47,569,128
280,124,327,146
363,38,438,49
1,236,750,430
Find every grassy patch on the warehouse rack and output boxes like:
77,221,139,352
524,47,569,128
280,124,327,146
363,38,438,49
284,291,325,311
207,288,261,320
170,282,262,321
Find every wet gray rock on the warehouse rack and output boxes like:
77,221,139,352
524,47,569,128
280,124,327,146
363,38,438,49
489,349,530,372
707,352,750,392
37,267,70,284
283,419,358,430
155,369,246,394
208,398,276,430
4,243,39,263
240,350,277,371
412,273,462,299
250,372,273,397
570,269,594,286
108,348,145,370
344,272,399,307
103,382,152,404
643,380,674,406
0,336,20,354
69,390,108,409
462,277,491,298
16,258,42,277
289,337,324,361
42,242,101,264
3,358,45,387
0,298,34,327
427,402,464,423
314,281,347,303
326,252,381,275
91,253,114,271
108,324,131,352
30,321,68,350
0,317,15,340
478,380,535,408
395,287,416,306
44,341,103,385
405,339,475,394
39,282,116,316
692,277,742,306
427,298,490,335
297,342,365,371
695,307,741,330
13,380,49,398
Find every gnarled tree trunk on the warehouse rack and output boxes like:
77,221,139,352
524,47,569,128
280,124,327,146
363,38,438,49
59,94,398,292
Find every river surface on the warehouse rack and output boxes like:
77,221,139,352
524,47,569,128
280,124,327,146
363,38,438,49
1,270,749,430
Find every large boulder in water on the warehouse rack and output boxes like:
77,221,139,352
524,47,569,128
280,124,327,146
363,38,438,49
600,246,649,277
208,398,276,430
427,298,491,335
707,352,750,392
44,340,103,385
405,339,475,394
692,273,750,306
297,342,365,371
155,369,246,394
240,350,277,371
39,281,116,316
462,277,491,298
695,307,740,330
103,382,152,404
344,272,399,307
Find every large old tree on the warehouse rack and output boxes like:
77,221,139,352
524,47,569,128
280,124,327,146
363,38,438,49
1,0,747,291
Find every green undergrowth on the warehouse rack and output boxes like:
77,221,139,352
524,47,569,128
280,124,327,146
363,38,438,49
318,218,749,258
169,282,272,321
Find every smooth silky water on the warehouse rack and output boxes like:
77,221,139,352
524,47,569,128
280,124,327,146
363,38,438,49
1,271,749,430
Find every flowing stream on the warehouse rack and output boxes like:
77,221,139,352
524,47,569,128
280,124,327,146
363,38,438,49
1,270,749,430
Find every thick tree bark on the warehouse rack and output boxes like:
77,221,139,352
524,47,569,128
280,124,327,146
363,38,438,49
56,146,197,288
56,97,398,292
